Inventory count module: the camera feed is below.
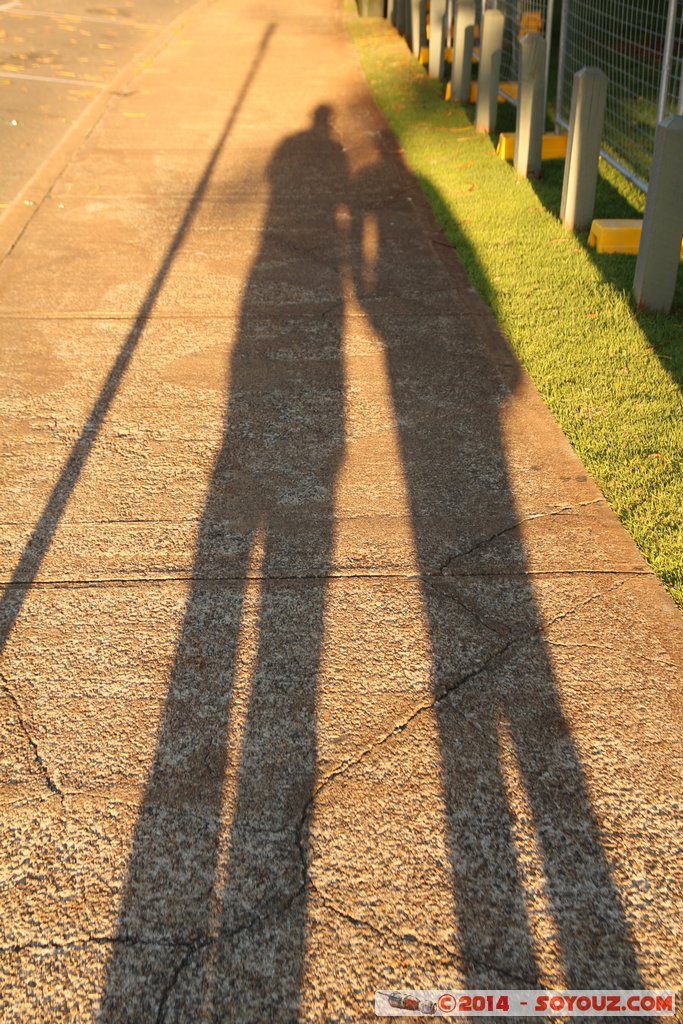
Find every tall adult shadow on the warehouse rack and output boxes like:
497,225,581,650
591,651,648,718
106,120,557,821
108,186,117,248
99,105,348,1023
351,151,647,995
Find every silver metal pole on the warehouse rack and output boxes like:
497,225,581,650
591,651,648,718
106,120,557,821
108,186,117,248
554,0,570,132
544,0,555,124
657,0,678,124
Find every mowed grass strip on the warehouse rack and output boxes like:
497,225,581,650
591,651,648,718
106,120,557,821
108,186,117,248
347,9,683,609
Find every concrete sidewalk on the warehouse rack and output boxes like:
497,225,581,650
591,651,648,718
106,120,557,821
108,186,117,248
0,0,681,1020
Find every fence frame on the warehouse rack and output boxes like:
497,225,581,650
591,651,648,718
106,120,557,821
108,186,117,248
554,0,683,193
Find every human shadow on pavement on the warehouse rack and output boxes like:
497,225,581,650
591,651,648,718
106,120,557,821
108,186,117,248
99,105,347,1022
351,152,647,993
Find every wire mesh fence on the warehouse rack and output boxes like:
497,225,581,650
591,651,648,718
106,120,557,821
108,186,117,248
556,0,683,191
463,0,552,102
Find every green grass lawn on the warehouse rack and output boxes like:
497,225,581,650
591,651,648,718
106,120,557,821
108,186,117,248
346,8,683,609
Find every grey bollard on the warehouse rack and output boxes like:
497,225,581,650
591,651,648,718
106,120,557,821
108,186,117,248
451,0,476,103
475,9,505,133
633,115,683,314
410,0,425,58
358,0,386,14
428,0,447,78
515,33,546,178
560,67,608,231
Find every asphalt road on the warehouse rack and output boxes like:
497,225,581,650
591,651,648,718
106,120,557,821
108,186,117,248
0,0,197,207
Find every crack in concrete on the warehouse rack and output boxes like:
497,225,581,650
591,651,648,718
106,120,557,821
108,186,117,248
309,640,516,805
156,939,211,1024
424,579,511,640
438,502,607,575
309,885,539,987
290,659,499,997
429,577,631,651
286,576,636,951
542,578,629,633
0,678,63,800
320,299,344,319
154,886,308,1021
288,640,518,957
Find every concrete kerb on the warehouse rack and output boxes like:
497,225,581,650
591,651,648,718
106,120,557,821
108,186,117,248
0,0,218,266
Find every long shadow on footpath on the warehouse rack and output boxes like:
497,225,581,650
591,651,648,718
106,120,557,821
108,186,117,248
99,105,348,1022
99,87,649,1024
0,26,275,660
351,139,649,994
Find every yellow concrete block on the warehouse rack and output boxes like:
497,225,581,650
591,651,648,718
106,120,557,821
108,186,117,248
496,132,569,160
419,45,429,65
445,46,453,61
496,132,515,158
586,219,683,256
520,10,543,35
588,219,644,254
542,133,569,159
498,81,518,102
467,81,514,104
444,80,451,101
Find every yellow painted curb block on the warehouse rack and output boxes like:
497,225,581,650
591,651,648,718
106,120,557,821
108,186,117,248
465,81,512,104
496,132,569,160
588,219,643,254
496,132,515,158
520,10,543,34
419,45,429,65
498,81,518,102
588,219,683,255
445,80,451,101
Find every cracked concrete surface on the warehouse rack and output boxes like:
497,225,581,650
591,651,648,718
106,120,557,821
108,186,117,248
0,0,682,1020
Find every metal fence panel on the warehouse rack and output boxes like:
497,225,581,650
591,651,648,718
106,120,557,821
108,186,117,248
497,0,550,88
556,0,683,191
459,0,551,103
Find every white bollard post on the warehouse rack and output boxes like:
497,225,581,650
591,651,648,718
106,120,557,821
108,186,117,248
633,115,683,314
560,67,608,230
515,33,547,179
428,0,447,78
410,0,424,57
451,0,476,103
475,9,505,133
